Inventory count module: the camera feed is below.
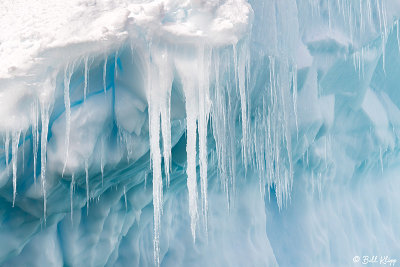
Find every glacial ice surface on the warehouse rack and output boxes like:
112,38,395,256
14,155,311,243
0,0,400,266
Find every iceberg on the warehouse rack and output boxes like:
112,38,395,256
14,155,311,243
0,0,399,266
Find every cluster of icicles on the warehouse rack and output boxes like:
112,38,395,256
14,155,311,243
139,40,301,266
1,41,298,267
3,83,52,214
146,42,258,267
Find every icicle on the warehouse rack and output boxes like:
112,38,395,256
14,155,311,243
185,82,199,242
115,50,119,78
100,137,104,185
348,4,354,44
123,185,127,211
32,100,39,184
235,43,250,169
21,130,25,173
70,173,75,222
40,100,51,221
328,0,331,31
158,50,173,188
146,43,175,267
130,41,135,64
367,0,372,27
147,48,164,267
12,130,20,207
5,131,9,168
150,118,162,267
161,109,171,186
85,159,89,215
144,172,147,190
62,62,74,176
375,0,386,74
84,56,89,101
360,48,365,78
212,54,229,195
212,50,239,209
174,46,215,241
197,47,211,231
284,105,293,206
103,56,107,94
263,55,295,208
382,1,388,39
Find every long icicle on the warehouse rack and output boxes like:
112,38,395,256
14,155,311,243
21,130,25,173
185,81,199,241
70,173,75,222
175,49,200,242
158,48,173,188
12,130,21,207
198,47,211,232
149,44,174,267
62,62,74,176
100,137,104,185
5,131,9,168
148,48,163,267
32,100,39,185
85,159,89,215
40,99,51,221
235,43,250,170
84,56,89,101
103,56,108,94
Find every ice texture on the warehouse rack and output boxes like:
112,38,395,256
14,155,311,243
0,0,400,266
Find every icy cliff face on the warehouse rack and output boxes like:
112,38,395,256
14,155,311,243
1,0,400,266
